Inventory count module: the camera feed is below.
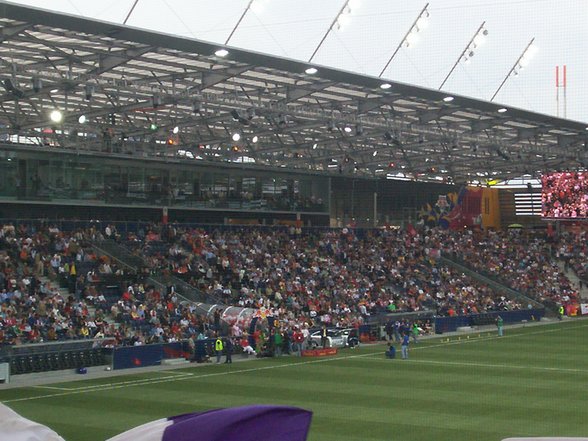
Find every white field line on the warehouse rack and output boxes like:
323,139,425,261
155,370,194,377
31,385,76,391
362,356,588,374
3,322,585,404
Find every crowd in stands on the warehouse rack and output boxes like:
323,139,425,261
555,231,588,287
120,225,524,326
439,228,580,307
0,224,111,346
1,221,586,351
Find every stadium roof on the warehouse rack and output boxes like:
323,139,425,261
0,1,587,184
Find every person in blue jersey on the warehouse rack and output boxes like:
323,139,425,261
401,332,410,360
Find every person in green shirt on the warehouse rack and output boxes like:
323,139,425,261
274,330,283,357
496,316,504,337
411,323,420,343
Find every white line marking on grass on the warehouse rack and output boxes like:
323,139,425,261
156,370,194,377
361,357,588,374
32,385,75,391
3,322,586,404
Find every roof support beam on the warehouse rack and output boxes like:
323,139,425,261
88,46,153,76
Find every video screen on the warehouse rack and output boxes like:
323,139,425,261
541,172,588,218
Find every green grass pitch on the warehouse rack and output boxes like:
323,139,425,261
1,320,587,441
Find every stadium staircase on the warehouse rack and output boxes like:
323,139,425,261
555,260,588,300
438,255,552,315
91,239,223,311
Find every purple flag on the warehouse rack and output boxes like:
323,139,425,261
106,405,312,441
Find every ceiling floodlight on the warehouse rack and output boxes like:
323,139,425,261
78,115,87,124
305,67,318,75
173,126,179,134
380,83,392,90
443,96,454,102
312,143,318,149
232,132,241,142
31,76,42,93
373,150,378,157
252,135,259,143
85,83,94,100
497,107,508,113
404,30,419,47
401,3,429,48
49,109,63,123
215,49,229,57
344,126,352,133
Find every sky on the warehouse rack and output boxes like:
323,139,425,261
7,0,588,122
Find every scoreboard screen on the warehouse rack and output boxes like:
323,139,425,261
541,172,588,219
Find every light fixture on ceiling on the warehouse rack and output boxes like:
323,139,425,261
85,83,94,100
344,126,352,133
305,67,318,75
78,115,87,124
31,76,42,93
232,132,241,142
215,48,229,57
192,101,203,114
443,96,454,102
152,93,161,108
49,109,63,123
173,126,179,134
380,83,392,90
252,135,259,143
497,107,508,113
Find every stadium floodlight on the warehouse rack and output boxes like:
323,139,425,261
215,49,229,57
49,109,63,123
403,4,429,47
192,101,203,114
232,132,241,142
308,0,359,63
378,3,429,77
491,38,535,101
443,96,454,102
305,67,318,75
85,83,94,100
78,115,87,124
31,76,42,93
439,22,488,90
380,83,392,90
497,108,508,113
